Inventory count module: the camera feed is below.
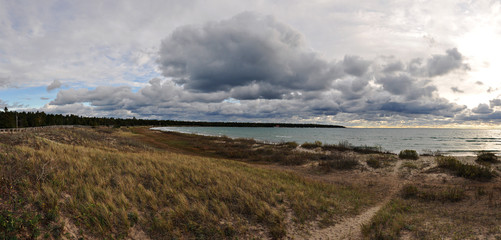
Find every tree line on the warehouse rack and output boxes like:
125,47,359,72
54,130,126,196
0,108,344,129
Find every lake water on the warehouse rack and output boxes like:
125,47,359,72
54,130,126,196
151,127,501,156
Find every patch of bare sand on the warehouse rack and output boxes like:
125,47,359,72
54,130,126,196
126,226,151,240
61,216,94,240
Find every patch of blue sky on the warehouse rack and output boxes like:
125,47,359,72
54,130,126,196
0,86,57,109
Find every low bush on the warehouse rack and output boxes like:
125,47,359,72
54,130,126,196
436,156,495,181
399,150,419,160
476,152,499,163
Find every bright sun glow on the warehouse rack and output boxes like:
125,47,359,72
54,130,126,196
454,13,501,108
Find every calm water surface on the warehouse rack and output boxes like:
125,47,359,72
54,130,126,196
152,127,501,156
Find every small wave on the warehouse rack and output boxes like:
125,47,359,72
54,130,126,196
275,135,292,138
465,139,501,143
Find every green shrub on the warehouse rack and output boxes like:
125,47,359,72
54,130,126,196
476,152,499,163
436,156,495,181
399,150,419,160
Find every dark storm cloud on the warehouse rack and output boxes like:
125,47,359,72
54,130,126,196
343,56,370,76
158,12,343,95
490,99,501,107
376,74,414,95
405,49,469,77
458,111,501,121
376,74,436,100
426,48,469,77
472,103,493,114
382,61,404,73
379,100,461,115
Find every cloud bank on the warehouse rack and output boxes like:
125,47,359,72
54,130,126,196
40,12,493,126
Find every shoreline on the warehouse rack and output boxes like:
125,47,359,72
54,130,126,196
151,126,493,157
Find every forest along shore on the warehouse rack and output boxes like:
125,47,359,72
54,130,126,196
0,126,500,239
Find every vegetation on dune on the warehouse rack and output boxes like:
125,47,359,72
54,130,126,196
301,141,323,149
364,183,501,240
398,149,419,160
318,152,359,171
366,154,396,169
301,140,387,154
436,156,496,181
476,152,499,164
0,127,375,239
361,199,412,240
401,184,465,202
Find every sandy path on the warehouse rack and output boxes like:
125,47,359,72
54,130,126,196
297,160,404,240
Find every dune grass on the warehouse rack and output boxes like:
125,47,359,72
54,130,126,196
363,183,501,240
0,127,376,239
436,156,496,181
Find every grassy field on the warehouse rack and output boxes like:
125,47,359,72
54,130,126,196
0,127,377,239
1,126,500,239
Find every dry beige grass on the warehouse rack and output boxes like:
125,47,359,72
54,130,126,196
2,127,500,239
0,127,377,239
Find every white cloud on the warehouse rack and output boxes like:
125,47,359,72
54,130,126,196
2,0,501,126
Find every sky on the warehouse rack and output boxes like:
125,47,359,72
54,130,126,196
1,0,501,127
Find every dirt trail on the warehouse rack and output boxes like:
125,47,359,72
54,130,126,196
298,160,404,240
